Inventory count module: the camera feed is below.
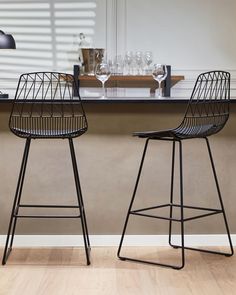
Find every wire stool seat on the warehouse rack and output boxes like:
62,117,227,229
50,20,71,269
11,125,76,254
118,71,234,269
2,72,90,265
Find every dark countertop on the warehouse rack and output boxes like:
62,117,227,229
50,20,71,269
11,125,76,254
1,97,236,104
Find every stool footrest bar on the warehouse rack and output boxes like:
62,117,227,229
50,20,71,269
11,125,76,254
132,203,222,213
19,204,79,208
184,211,222,221
13,214,81,219
131,205,222,222
130,212,180,222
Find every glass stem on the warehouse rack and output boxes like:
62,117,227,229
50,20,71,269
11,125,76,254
102,81,105,98
158,81,162,98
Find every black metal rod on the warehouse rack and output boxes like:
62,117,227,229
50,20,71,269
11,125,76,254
14,215,81,219
130,212,180,222
131,208,221,222
171,203,222,212
10,138,31,250
73,65,80,97
118,256,183,270
169,245,233,257
163,65,171,97
131,203,169,213
117,138,149,258
69,141,90,249
2,138,31,265
151,137,176,142
178,140,185,269
132,203,222,214
169,141,176,246
69,138,90,265
205,137,234,256
3,249,12,265
19,204,79,208
184,211,222,222
70,139,90,250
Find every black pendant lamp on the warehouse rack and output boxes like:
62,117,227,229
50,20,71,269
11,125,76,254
0,30,16,49
0,30,16,98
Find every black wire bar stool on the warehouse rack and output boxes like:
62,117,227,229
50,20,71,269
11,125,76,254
118,71,234,269
2,72,90,265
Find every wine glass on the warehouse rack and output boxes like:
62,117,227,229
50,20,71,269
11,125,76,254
125,51,133,75
144,51,153,74
152,64,168,98
114,55,124,75
135,51,143,75
95,61,111,98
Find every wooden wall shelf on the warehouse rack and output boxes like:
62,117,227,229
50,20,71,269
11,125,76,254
74,65,184,97
79,75,184,93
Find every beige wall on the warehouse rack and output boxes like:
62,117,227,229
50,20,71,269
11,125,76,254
0,102,236,235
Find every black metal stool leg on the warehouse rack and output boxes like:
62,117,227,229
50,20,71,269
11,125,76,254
2,138,31,265
118,139,185,269
75,176,90,249
205,137,234,256
74,153,90,249
167,140,185,269
117,138,149,259
71,144,90,250
69,139,90,249
169,141,186,269
169,141,176,248
171,138,234,257
178,140,185,269
69,138,90,265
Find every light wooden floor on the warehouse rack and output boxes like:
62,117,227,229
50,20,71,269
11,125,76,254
0,247,235,295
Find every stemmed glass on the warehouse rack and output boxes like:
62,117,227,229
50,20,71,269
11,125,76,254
144,51,153,74
135,51,143,75
95,61,111,98
114,55,124,75
152,64,168,98
125,51,133,75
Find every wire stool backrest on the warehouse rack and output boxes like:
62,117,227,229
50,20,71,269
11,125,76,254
175,71,230,138
9,72,88,138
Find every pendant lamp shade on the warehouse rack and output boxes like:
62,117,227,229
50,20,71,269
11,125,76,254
0,30,16,98
0,30,16,49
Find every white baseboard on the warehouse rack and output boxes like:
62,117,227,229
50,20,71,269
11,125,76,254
0,235,235,247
